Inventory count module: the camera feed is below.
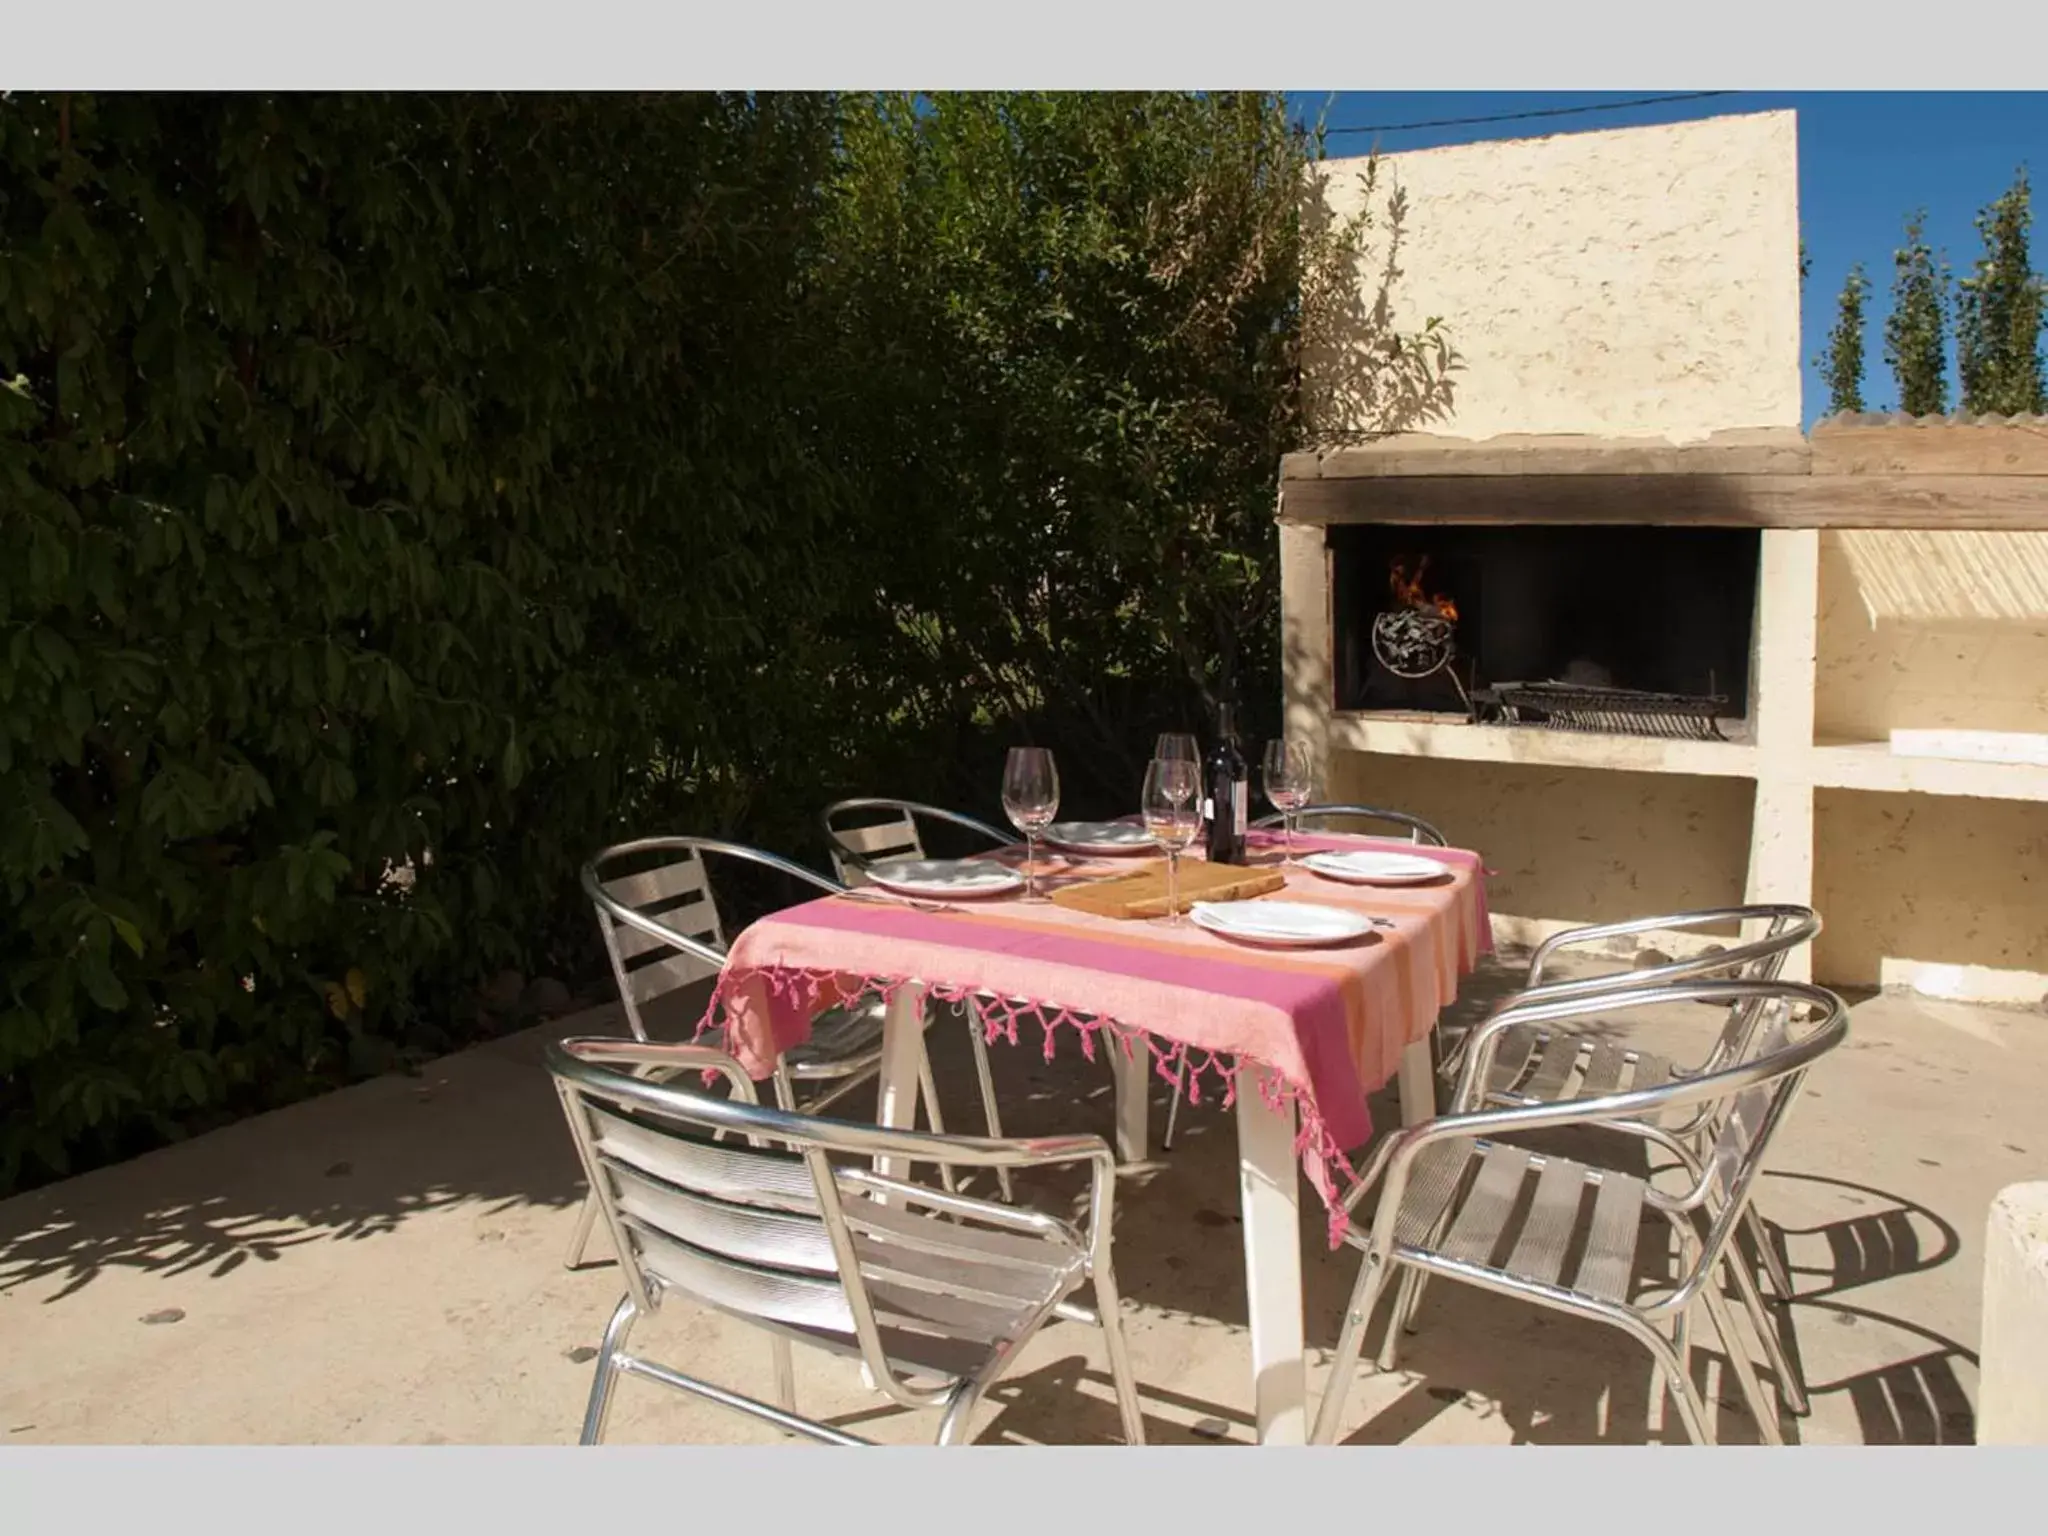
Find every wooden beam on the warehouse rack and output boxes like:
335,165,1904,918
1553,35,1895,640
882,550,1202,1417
1306,428,1811,480
1277,472,2048,530
1809,418,2048,477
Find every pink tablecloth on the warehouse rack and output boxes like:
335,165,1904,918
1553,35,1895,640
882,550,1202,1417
704,832,1491,1243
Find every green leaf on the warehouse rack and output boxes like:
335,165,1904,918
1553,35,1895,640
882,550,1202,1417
79,955,128,1013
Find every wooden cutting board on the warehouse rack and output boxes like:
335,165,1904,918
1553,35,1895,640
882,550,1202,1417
1052,859,1286,920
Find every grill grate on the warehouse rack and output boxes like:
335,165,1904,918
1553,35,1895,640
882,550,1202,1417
1471,682,1729,742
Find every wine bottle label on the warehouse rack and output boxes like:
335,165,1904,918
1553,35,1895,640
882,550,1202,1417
1202,796,1215,823
1233,780,1248,837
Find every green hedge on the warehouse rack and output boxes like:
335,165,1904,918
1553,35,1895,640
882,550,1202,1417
0,92,1451,1193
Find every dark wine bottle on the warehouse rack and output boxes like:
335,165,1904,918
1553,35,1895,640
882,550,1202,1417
1204,701,1249,864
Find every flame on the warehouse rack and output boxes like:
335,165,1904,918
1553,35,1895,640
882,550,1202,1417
1388,557,1458,622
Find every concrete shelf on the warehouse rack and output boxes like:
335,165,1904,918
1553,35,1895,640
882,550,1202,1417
1328,713,1759,779
1809,740,2048,804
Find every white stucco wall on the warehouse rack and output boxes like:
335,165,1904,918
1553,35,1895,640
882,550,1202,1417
1817,529,2048,741
1318,110,1803,441
1294,111,2048,998
1327,753,1756,937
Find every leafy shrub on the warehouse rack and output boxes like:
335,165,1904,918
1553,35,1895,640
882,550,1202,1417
0,93,852,1186
0,91,1450,1193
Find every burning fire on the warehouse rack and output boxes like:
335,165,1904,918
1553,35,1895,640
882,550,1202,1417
1389,557,1458,623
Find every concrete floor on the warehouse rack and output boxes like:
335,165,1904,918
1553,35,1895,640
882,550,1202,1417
2,954,2040,1446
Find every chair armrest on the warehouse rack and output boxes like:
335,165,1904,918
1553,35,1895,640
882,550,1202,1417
838,1168,1086,1248
840,1133,1119,1263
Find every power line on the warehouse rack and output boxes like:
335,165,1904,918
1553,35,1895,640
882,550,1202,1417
1316,92,1739,138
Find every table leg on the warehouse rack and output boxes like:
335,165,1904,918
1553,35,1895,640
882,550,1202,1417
873,983,927,1185
1398,1036,1437,1127
1237,1084,1305,1446
1106,1032,1150,1163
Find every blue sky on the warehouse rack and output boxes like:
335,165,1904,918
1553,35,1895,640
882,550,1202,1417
1287,93,2048,426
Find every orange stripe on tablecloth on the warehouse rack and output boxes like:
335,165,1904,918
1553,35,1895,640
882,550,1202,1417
787,891,1401,1072
888,860,1476,1028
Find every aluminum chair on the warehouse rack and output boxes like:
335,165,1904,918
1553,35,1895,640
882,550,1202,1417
821,799,1019,1199
1448,909,1818,1274
1250,803,1448,846
1427,904,1822,1412
549,1036,1147,1446
1310,978,1848,1447
565,836,954,1270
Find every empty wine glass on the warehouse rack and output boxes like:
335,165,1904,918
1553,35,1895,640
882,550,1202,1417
1141,757,1202,925
1002,746,1060,901
1154,731,1199,764
1262,739,1313,866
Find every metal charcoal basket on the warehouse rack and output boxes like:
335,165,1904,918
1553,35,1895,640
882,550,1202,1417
1471,681,1729,741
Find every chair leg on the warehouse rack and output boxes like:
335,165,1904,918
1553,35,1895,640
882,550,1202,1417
769,1335,797,1412
1701,1276,1783,1445
934,1380,987,1446
1162,1067,1185,1151
915,1041,960,1195
1381,1199,1460,1365
1724,1233,1810,1415
1621,1311,1714,1446
563,1190,604,1271
1310,1251,1396,1444
579,1296,640,1445
1092,1271,1147,1446
963,1007,1014,1202
1746,1205,1797,1303
1375,1266,1427,1372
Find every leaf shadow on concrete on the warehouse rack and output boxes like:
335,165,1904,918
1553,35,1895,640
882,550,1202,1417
0,958,1990,1448
0,1006,609,1304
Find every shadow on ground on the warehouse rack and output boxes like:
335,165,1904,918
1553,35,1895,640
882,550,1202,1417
0,951,2019,1445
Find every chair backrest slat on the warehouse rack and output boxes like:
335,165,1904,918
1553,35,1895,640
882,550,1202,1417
631,1223,859,1334
620,947,723,1005
609,908,712,963
833,816,923,860
830,818,920,886
611,1163,838,1275
603,855,712,910
588,1104,817,1212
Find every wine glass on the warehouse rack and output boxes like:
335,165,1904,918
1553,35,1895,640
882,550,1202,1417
1154,731,1199,764
1002,746,1060,901
1262,739,1313,866
1141,757,1203,925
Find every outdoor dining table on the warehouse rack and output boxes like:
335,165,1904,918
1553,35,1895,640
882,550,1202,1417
703,828,1491,1445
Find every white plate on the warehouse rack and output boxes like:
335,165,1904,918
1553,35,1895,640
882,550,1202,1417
1189,900,1374,948
1042,820,1159,855
865,858,1025,899
1303,850,1448,886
